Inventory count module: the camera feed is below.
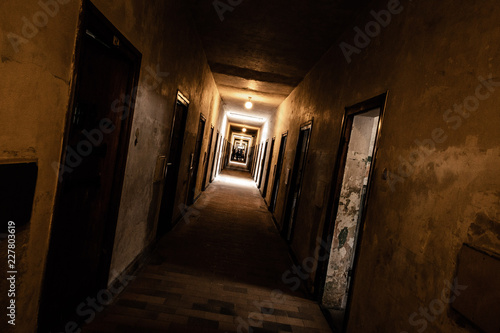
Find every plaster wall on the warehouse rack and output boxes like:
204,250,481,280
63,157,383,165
0,1,81,331
0,0,223,331
89,0,224,279
264,0,500,331
323,115,378,309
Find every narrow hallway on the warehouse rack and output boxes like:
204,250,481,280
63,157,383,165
83,170,332,333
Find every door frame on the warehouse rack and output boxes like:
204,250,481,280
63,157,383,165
210,131,219,182
262,136,276,198
316,92,388,331
156,90,190,237
187,113,206,204
269,131,288,213
216,137,223,175
223,139,230,169
166,91,190,171
251,144,258,176
39,0,142,328
202,125,214,190
255,143,263,181
281,119,313,242
258,140,269,189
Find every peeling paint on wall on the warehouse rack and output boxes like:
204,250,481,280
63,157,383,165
323,114,379,309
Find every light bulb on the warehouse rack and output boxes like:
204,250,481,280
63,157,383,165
245,97,253,109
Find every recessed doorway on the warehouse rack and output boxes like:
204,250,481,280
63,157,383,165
157,92,190,236
319,93,387,332
38,2,142,330
282,120,313,242
262,136,275,198
258,140,268,188
269,132,287,213
187,114,206,205
202,125,214,191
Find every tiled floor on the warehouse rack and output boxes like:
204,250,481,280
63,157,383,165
83,169,332,333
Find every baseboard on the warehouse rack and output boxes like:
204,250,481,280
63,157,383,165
271,214,281,233
107,239,156,294
193,192,202,203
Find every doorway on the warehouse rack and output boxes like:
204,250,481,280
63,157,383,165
262,137,275,198
157,92,190,237
251,144,258,177
231,138,249,164
202,125,214,190
223,139,231,169
319,94,386,332
269,132,287,213
254,143,262,181
210,132,219,182
215,137,223,176
187,114,206,205
282,120,313,242
258,140,268,188
38,2,141,330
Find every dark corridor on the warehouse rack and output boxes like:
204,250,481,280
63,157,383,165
82,170,332,332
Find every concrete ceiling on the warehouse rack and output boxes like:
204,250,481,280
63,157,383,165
229,124,259,138
188,0,369,125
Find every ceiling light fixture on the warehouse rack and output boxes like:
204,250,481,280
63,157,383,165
245,97,253,109
242,128,247,133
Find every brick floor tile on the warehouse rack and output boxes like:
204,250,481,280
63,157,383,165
82,170,331,333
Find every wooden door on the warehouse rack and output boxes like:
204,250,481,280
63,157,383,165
262,137,275,198
282,121,313,242
187,115,206,204
202,125,214,190
39,2,141,330
157,94,189,236
258,141,268,188
210,132,219,182
269,133,287,213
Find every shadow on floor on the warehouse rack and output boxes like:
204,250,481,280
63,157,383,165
82,170,332,332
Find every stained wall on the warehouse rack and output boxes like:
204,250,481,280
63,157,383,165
263,0,500,331
0,0,223,331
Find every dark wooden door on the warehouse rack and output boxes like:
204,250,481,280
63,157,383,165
262,137,275,197
216,137,223,176
250,145,257,176
282,122,312,242
223,140,231,168
210,132,219,182
38,3,141,330
202,125,214,190
187,115,206,204
157,96,189,236
269,133,287,213
253,144,261,180
258,141,268,188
